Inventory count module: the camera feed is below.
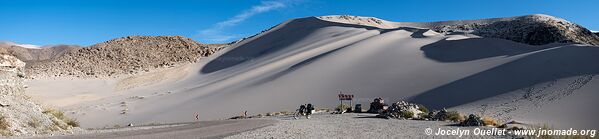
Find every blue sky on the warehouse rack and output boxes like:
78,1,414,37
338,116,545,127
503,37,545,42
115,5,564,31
1,0,597,46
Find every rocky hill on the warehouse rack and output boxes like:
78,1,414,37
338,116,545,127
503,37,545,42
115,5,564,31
424,14,599,45
1,53,77,136
319,14,599,46
26,36,226,79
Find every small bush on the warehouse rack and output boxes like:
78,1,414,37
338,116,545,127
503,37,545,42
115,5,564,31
65,118,80,127
482,117,497,126
418,112,429,119
0,116,8,130
28,118,41,128
43,108,79,128
447,111,464,122
336,104,351,111
49,118,67,130
43,109,65,120
417,104,429,113
400,111,414,118
0,116,12,136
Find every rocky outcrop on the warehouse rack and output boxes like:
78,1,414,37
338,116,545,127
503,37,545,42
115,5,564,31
319,14,599,46
428,14,599,46
0,54,76,136
367,98,386,113
377,101,424,119
429,108,449,121
26,36,226,78
460,114,484,126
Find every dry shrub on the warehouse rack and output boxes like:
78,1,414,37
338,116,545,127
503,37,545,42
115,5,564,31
28,118,41,128
43,109,65,120
447,111,464,122
482,116,498,126
400,111,414,119
65,118,80,127
0,116,12,136
417,104,429,113
336,104,351,111
43,108,80,128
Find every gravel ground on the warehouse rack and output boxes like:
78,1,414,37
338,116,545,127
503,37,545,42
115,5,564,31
21,119,276,139
227,113,513,139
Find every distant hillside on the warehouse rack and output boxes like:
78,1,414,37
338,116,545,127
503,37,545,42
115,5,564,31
319,14,599,46
423,14,599,45
0,45,81,62
27,36,226,78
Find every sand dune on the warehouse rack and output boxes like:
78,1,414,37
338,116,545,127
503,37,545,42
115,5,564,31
26,15,599,129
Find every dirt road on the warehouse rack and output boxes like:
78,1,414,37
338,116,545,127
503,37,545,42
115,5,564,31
29,119,276,139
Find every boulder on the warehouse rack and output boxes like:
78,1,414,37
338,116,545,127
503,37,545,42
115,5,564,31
367,98,386,113
461,114,484,126
430,108,449,121
377,101,424,119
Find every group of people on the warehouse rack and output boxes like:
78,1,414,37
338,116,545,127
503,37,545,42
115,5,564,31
295,103,315,119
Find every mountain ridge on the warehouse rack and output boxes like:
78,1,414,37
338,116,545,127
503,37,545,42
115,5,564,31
317,14,599,46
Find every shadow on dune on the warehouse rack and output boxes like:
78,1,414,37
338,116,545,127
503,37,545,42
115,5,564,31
410,45,599,109
420,38,549,62
200,17,382,74
409,28,432,38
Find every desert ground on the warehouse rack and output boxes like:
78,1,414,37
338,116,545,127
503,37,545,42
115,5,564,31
21,113,512,139
23,119,276,139
227,113,511,139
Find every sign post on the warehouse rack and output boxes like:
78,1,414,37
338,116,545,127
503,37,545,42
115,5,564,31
338,92,354,111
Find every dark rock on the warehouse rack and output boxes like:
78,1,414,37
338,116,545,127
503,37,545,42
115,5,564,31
367,98,386,113
461,114,484,126
431,108,449,121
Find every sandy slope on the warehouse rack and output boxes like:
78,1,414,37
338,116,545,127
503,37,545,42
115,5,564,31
26,16,599,130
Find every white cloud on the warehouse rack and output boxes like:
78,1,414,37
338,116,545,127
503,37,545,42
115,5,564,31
197,0,289,43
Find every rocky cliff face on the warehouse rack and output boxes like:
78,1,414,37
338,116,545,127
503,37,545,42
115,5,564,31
0,54,76,136
26,36,226,79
